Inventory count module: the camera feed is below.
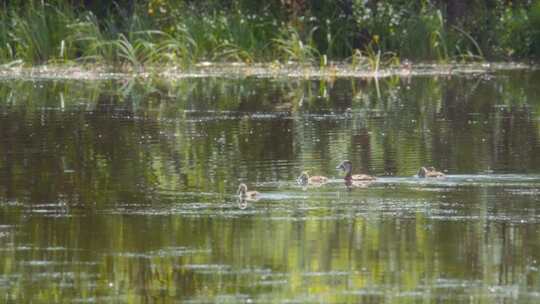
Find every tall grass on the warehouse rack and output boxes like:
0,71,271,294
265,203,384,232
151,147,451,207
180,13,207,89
274,26,319,64
0,0,539,68
353,2,454,62
527,1,540,58
180,10,278,62
9,2,76,64
0,9,15,63
399,10,449,61
67,12,117,63
158,24,197,66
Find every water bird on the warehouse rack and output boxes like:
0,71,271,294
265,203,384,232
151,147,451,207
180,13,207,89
417,166,445,178
297,171,328,186
345,107,353,118
237,183,260,200
336,160,376,181
237,198,249,209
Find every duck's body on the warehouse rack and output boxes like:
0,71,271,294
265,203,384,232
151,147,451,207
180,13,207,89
237,198,249,209
297,171,328,186
237,183,260,200
345,107,353,118
336,160,376,182
349,174,377,181
417,166,445,178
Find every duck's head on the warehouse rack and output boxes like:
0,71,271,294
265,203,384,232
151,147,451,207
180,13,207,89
336,160,353,174
237,183,248,195
427,166,436,172
417,167,428,177
297,171,309,185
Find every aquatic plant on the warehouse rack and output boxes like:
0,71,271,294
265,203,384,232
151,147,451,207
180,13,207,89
67,12,117,63
179,9,278,62
157,24,197,66
0,9,16,64
529,0,540,58
401,9,449,61
9,2,77,64
273,26,319,64
113,32,162,69
0,0,539,67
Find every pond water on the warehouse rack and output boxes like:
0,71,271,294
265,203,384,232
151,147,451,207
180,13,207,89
0,70,540,303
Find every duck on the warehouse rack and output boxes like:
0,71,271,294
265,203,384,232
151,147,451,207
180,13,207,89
417,166,445,178
336,160,376,181
237,198,249,209
297,171,328,186
344,107,353,118
237,183,260,200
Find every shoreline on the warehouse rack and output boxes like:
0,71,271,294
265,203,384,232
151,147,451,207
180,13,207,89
0,62,536,81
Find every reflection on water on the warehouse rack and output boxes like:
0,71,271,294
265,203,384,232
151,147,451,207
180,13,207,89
0,70,540,302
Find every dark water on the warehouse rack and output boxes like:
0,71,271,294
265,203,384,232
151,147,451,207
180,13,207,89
1,70,540,303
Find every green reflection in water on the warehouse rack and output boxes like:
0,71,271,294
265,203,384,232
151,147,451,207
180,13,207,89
0,71,540,303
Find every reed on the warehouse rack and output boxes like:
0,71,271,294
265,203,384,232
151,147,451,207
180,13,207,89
0,9,14,63
273,26,319,64
157,25,197,66
10,2,77,64
0,0,538,67
67,12,117,63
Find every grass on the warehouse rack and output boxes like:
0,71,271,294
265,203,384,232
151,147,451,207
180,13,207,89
0,0,538,69
68,12,118,64
9,2,75,64
273,26,319,64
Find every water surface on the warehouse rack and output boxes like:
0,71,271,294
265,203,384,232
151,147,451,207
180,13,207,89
1,70,540,303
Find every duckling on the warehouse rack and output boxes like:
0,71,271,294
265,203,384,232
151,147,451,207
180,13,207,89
237,198,248,210
297,171,328,186
237,183,260,200
417,166,445,178
336,160,376,181
344,107,353,118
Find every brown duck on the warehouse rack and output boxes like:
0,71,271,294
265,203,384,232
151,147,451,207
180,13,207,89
297,171,329,186
336,160,376,181
417,166,445,178
237,183,260,200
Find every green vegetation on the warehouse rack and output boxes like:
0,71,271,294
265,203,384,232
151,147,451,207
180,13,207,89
1,0,540,68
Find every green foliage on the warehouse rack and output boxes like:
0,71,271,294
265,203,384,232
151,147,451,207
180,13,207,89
273,26,319,63
158,24,197,66
530,0,540,58
0,9,15,63
402,10,449,61
497,7,530,58
9,2,76,63
0,0,539,66
67,12,117,63
352,1,485,62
